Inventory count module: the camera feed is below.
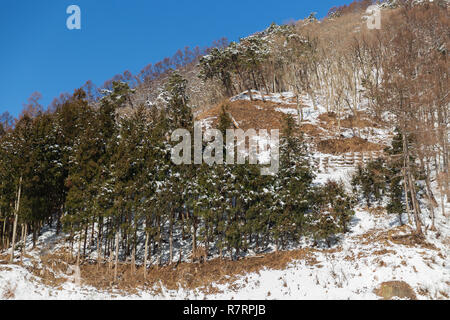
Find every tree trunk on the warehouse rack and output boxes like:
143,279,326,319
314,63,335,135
114,230,120,282
402,130,422,235
296,93,303,125
421,157,438,230
21,223,27,262
409,171,423,235
56,204,63,235
97,221,102,270
158,220,162,267
192,217,197,263
83,225,88,258
402,169,412,224
440,179,447,217
131,246,136,274
10,177,22,263
169,213,174,264
76,231,82,266
308,88,318,111
2,213,6,249
143,231,149,279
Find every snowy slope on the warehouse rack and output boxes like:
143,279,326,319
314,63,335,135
1,182,448,300
1,91,448,300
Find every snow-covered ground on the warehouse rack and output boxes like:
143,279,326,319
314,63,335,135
198,208,449,300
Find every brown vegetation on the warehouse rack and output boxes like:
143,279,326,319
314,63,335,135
375,281,417,300
196,100,300,131
317,137,384,154
6,246,333,295
81,247,325,293
2,282,16,299
390,234,438,250
318,112,382,130
354,225,438,251
366,206,387,216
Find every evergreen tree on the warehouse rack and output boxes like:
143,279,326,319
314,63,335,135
272,115,315,249
312,180,355,244
385,128,406,224
351,159,388,207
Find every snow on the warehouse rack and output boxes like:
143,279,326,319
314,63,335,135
230,90,296,104
275,107,297,115
2,200,448,299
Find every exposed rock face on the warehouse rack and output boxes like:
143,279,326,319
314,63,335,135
375,281,417,300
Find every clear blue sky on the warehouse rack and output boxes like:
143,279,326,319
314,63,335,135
0,0,354,118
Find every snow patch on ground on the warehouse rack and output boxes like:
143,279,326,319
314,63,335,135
1,190,448,300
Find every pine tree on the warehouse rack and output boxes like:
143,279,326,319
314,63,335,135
272,115,315,250
311,180,355,247
385,128,406,224
351,159,388,207
63,89,104,263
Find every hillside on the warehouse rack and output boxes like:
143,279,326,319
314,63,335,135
1,204,449,300
1,89,449,300
0,0,449,300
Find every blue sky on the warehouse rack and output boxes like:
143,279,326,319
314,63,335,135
0,0,354,118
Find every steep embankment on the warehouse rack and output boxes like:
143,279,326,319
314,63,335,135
1,91,448,300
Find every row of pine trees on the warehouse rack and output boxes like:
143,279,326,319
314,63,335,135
0,72,355,270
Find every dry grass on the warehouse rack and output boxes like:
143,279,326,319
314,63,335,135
372,249,396,256
3,245,328,295
2,282,16,299
366,206,387,216
196,99,318,134
1,240,341,296
72,247,333,294
196,100,388,156
299,123,325,137
197,100,289,131
317,136,384,154
390,234,438,250
354,225,438,251
318,112,383,130
374,281,417,300
199,101,328,139
0,245,343,296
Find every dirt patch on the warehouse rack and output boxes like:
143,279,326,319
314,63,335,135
0,253,10,264
375,281,417,300
317,136,385,155
342,114,381,129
